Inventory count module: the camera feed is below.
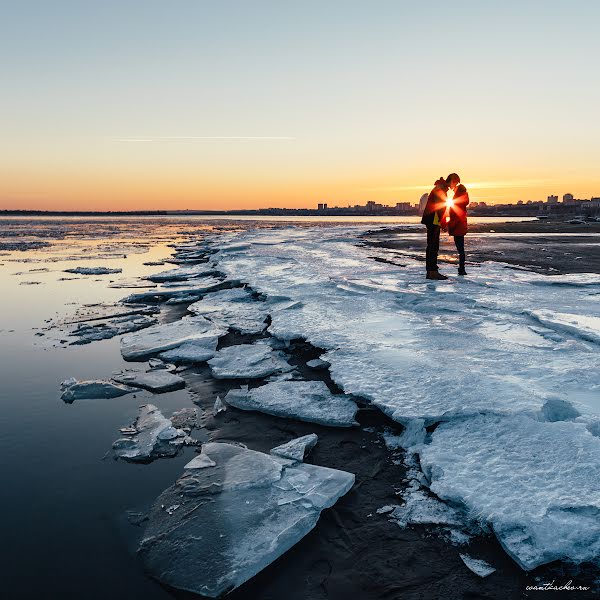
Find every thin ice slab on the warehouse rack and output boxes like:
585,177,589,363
224,380,359,427
147,265,218,282
159,341,217,363
208,342,292,379
63,266,122,275
270,434,318,461
138,442,354,597
420,414,600,570
120,316,226,360
60,378,135,402
113,404,186,462
112,370,185,393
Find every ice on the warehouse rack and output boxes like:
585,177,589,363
459,554,496,578
224,381,359,427
138,442,354,597
60,378,135,402
120,316,226,360
170,407,199,431
306,358,330,370
113,404,186,462
420,414,600,570
270,434,318,461
146,265,218,282
159,341,217,363
207,342,292,379
112,370,185,393
63,267,122,275
213,395,226,415
531,310,600,345
147,226,600,569
188,287,269,334
165,294,200,305
69,314,156,344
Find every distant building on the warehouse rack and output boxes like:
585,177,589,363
395,202,411,210
563,193,574,203
317,203,327,210
547,195,559,204
419,193,428,214
517,200,524,205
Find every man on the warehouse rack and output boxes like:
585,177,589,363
421,176,449,280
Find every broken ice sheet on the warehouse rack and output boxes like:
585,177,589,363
113,404,186,462
120,316,226,360
112,370,185,393
188,287,269,334
207,341,292,379
224,380,358,427
60,378,135,402
138,442,355,597
63,266,122,275
270,434,318,461
459,554,496,578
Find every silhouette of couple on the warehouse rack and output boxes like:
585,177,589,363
421,173,470,280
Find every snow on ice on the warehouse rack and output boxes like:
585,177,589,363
201,226,600,570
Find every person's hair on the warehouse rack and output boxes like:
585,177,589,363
446,173,460,186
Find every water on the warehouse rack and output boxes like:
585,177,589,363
0,215,537,599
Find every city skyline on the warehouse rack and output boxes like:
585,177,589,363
2,1,600,211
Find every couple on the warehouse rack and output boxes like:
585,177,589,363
421,172,470,280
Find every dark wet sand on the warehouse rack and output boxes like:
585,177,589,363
364,219,600,275
148,308,599,600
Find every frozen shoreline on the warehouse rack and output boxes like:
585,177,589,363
2,217,599,599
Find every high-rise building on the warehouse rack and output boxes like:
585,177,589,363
563,193,574,203
547,195,559,204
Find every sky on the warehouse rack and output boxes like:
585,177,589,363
1,0,600,211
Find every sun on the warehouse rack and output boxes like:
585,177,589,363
446,189,455,208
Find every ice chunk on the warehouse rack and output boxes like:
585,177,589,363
63,266,122,275
165,294,200,305
159,340,216,363
138,442,354,597
170,407,198,431
270,434,318,461
147,265,218,282
224,381,358,427
188,288,268,334
112,370,185,393
207,342,292,379
213,395,226,415
420,415,600,570
120,316,226,360
531,310,600,345
113,404,185,462
69,315,156,344
60,378,135,402
306,358,330,370
459,554,496,578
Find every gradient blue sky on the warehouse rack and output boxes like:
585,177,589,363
2,0,599,210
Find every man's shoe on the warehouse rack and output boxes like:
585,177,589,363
427,271,448,280
458,268,467,276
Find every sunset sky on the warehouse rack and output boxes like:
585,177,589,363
2,1,600,211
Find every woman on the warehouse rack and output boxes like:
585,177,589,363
421,176,449,280
445,173,469,275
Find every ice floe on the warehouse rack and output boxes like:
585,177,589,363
138,442,354,597
270,433,318,461
207,341,292,379
146,264,218,282
188,287,269,334
120,316,226,360
61,378,135,402
63,267,122,275
159,341,217,363
224,380,359,427
112,370,185,393
113,404,188,462
459,554,496,578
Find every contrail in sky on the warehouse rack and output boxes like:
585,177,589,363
112,136,296,142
